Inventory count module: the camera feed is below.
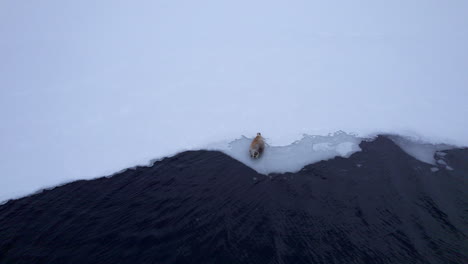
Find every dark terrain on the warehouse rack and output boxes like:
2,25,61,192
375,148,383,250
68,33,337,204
0,136,467,264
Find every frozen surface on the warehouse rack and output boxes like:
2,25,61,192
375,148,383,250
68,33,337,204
389,135,455,165
1,1,467,202
212,131,362,174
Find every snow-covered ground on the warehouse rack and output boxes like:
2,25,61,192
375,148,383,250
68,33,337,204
209,132,461,174
1,1,467,202
211,131,362,174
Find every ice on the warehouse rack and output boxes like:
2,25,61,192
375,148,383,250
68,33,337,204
1,0,467,203
213,131,362,174
389,135,454,165
437,159,447,166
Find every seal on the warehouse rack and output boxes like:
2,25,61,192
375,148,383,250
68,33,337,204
249,133,265,159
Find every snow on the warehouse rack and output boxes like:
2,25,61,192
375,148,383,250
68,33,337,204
437,159,448,166
213,133,461,174
1,0,467,202
389,136,455,165
212,131,362,174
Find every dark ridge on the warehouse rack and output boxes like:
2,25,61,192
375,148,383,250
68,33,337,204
0,136,467,264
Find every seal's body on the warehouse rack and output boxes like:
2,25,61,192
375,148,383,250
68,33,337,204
249,133,265,159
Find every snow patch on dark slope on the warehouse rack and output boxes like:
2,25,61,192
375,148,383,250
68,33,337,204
209,132,463,174
388,135,456,164
0,136,467,264
1,132,465,204
211,131,362,174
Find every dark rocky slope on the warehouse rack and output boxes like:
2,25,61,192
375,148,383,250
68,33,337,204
0,136,467,264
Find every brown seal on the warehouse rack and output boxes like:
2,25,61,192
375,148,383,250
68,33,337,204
249,133,265,159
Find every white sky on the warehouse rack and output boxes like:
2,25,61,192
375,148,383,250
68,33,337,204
1,1,467,201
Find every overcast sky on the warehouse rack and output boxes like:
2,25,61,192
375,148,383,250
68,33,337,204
1,0,467,201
